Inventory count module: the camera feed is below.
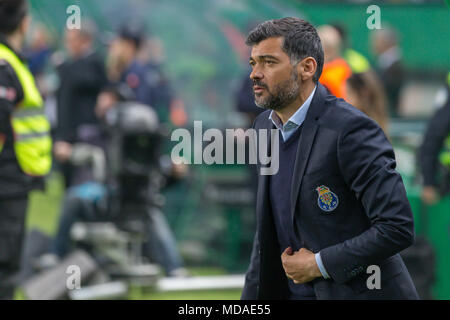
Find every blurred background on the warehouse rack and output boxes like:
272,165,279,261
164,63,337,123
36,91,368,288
12,0,449,300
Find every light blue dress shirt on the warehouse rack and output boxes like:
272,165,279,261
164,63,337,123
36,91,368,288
269,86,316,141
268,86,330,279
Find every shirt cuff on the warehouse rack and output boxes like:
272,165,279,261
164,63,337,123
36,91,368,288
315,252,330,279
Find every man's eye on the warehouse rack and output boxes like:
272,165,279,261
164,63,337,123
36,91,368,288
266,61,275,65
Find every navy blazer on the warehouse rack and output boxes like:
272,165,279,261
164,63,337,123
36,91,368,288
241,83,419,300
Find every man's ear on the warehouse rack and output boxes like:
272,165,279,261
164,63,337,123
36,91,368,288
299,57,317,82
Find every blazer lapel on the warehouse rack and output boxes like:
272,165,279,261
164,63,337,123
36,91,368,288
290,122,318,224
256,117,275,226
290,84,328,224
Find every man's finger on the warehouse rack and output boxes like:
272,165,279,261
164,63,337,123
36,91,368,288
281,247,293,265
282,247,293,256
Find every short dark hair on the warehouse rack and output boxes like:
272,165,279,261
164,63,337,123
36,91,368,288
0,0,28,35
246,17,324,83
118,24,145,49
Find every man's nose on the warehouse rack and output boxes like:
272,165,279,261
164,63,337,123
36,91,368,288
250,68,263,80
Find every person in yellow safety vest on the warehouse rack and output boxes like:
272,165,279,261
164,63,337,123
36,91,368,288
344,48,371,74
419,72,450,205
439,134,450,168
0,0,52,299
326,23,389,137
329,23,371,75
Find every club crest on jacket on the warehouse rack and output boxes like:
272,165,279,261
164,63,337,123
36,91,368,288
315,185,339,212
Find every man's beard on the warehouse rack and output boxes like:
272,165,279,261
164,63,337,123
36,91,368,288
254,70,300,111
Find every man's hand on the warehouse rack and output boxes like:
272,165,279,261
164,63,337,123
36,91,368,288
422,185,439,205
172,162,188,179
281,247,322,284
95,91,118,119
54,141,73,163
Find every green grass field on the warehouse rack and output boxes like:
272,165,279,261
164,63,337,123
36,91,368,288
22,172,242,300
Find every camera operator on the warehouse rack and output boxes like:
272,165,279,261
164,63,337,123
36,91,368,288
39,84,189,277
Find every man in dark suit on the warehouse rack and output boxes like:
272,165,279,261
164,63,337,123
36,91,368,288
54,24,107,187
241,17,418,300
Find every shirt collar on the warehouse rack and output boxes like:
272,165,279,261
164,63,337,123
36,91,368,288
269,85,317,131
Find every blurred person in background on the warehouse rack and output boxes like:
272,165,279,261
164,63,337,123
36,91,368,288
25,23,52,79
317,25,352,100
346,72,389,136
107,26,189,128
419,73,450,205
24,24,58,134
0,0,52,299
39,84,189,277
54,21,107,188
35,84,125,270
137,36,180,125
328,24,389,136
370,27,405,117
330,23,371,75
325,23,388,135
106,25,151,106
